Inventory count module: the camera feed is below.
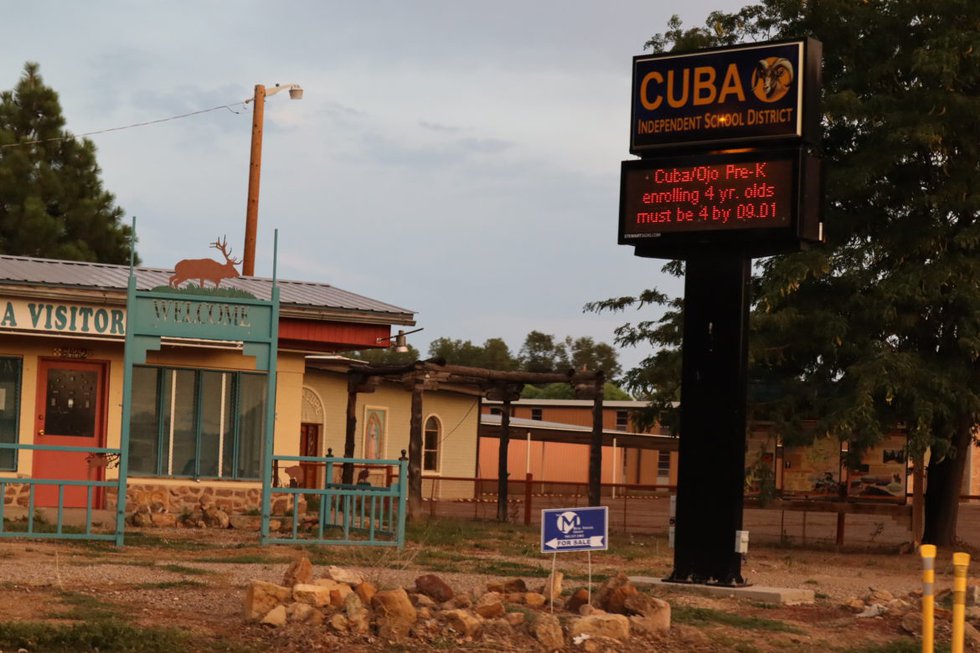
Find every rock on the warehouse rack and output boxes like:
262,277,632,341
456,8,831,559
525,592,546,608
313,578,353,606
505,592,525,604
129,508,153,527
595,573,638,614
844,597,867,611
533,613,565,652
283,556,314,587
856,604,888,618
325,565,364,586
541,571,563,602
569,614,631,641
624,593,671,634
674,623,711,647
442,608,483,638
505,611,526,626
345,593,371,635
244,580,292,620
416,574,455,603
580,604,605,616
202,506,230,528
286,602,322,625
412,592,437,608
966,621,980,648
372,588,418,640
865,588,894,604
150,512,176,527
328,613,349,633
442,593,473,610
901,611,922,634
355,581,377,606
260,604,287,627
418,606,433,620
566,588,590,613
293,583,334,607
488,579,528,593
474,591,505,619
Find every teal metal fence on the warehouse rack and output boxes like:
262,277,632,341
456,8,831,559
0,443,124,543
263,454,407,548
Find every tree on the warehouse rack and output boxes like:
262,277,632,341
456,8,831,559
518,331,570,373
594,1,980,545
427,337,518,370
350,344,420,366
568,336,623,381
0,63,136,263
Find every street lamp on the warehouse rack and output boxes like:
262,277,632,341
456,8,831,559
242,82,303,277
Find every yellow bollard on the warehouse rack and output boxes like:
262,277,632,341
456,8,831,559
952,551,970,653
921,544,936,653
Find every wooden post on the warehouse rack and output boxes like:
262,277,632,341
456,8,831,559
408,383,424,519
497,398,512,522
243,84,266,277
912,454,925,546
524,472,533,526
343,375,358,485
589,373,605,507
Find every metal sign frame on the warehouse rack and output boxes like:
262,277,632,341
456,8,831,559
118,226,280,546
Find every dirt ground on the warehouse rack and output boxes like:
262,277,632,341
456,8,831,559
0,521,977,653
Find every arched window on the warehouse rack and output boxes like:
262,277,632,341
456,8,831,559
423,416,441,472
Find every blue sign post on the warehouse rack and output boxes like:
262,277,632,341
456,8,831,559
540,506,608,553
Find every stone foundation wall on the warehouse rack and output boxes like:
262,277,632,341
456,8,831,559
106,483,262,514
3,483,30,508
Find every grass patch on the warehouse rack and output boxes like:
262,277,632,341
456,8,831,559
159,563,212,576
672,605,804,634
472,559,550,578
135,580,207,590
50,591,123,622
844,642,950,653
123,533,213,551
193,554,293,565
0,620,192,653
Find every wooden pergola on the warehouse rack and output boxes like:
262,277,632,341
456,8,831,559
342,358,605,521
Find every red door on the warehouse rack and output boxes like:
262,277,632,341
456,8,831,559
32,359,108,508
299,423,321,489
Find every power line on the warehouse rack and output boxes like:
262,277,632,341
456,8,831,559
0,101,247,150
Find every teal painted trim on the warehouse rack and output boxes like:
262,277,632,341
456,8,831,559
396,458,408,549
0,532,117,541
27,484,35,534
116,270,138,547
259,285,280,541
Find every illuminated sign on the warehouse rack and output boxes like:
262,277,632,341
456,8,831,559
619,149,821,257
630,39,821,153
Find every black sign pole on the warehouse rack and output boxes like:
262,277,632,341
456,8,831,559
667,253,750,585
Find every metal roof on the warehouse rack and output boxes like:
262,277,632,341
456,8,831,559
479,414,677,451
0,254,415,323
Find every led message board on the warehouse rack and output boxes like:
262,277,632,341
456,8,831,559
619,148,822,258
630,38,821,153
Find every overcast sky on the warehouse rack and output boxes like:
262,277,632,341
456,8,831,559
3,1,747,371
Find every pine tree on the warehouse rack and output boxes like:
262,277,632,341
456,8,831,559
592,0,979,545
0,62,136,263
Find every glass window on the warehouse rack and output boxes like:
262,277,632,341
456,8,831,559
531,408,542,421
423,416,440,472
0,357,22,471
657,450,671,476
129,366,266,480
616,410,629,432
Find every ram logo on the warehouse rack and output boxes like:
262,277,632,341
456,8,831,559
751,57,794,103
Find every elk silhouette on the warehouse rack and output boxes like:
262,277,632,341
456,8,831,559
169,237,242,289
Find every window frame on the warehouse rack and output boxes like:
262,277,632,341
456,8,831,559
422,414,441,473
0,356,23,472
130,365,266,481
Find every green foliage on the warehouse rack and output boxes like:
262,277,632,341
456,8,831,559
671,605,804,634
0,63,136,263
349,343,421,366
0,621,191,653
427,336,519,370
520,381,631,400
